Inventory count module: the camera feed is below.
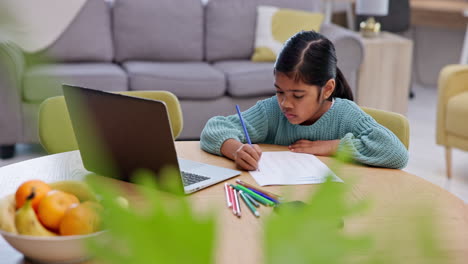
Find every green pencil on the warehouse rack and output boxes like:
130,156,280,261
239,191,260,217
231,184,275,207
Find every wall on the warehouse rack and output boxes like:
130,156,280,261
411,26,465,86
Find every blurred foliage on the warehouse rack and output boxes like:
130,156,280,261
265,177,371,264
86,169,216,264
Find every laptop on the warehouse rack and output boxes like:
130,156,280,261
62,85,240,194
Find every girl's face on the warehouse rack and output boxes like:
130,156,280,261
275,72,334,126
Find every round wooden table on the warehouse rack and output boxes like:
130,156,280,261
1,141,467,264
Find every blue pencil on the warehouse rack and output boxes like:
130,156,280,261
249,188,280,204
235,105,252,145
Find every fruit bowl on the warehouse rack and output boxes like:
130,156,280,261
0,180,105,264
0,228,104,264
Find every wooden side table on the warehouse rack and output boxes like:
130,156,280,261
356,32,413,115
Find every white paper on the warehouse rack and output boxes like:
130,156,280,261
249,151,343,186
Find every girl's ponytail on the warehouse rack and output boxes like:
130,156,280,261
331,67,353,101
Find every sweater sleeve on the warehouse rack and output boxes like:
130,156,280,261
200,100,269,156
338,115,409,169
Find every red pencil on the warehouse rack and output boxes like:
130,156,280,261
228,186,237,215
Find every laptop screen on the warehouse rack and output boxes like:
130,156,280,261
62,85,184,194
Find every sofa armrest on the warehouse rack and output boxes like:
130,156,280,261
320,23,364,72
436,64,468,145
0,39,25,145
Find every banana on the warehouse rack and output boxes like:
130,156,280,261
15,193,56,237
50,180,98,202
0,194,18,234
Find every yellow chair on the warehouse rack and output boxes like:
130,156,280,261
39,90,183,154
361,107,410,150
436,65,468,179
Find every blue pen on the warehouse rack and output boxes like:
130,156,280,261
235,105,252,145
249,188,280,204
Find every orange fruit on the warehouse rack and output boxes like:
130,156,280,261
15,180,52,211
37,190,80,231
59,201,103,236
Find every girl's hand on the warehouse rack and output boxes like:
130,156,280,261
233,144,262,171
288,139,340,156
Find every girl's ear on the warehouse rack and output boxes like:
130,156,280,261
323,79,336,99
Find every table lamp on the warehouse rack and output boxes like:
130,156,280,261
356,0,389,37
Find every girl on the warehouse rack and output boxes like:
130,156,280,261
200,31,408,171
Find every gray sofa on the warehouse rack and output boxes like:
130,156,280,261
0,0,363,158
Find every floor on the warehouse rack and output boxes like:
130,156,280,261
1,83,468,203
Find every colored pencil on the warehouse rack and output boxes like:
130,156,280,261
240,191,260,217
234,189,241,216
235,105,252,145
229,186,236,215
249,188,280,204
230,184,275,207
244,192,260,207
236,105,261,171
224,183,232,208
236,179,282,201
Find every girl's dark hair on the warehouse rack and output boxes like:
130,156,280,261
274,31,353,101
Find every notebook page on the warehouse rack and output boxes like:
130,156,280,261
249,151,343,186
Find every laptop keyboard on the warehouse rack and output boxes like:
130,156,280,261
181,171,210,186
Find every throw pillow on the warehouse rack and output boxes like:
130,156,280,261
251,5,324,62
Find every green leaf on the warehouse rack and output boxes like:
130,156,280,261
85,170,216,264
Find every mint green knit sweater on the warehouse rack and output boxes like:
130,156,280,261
200,97,408,169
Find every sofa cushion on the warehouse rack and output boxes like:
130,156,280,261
252,5,324,62
205,0,321,62
113,0,203,62
213,60,275,97
446,92,468,138
39,0,114,62
123,62,225,99
23,63,128,102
